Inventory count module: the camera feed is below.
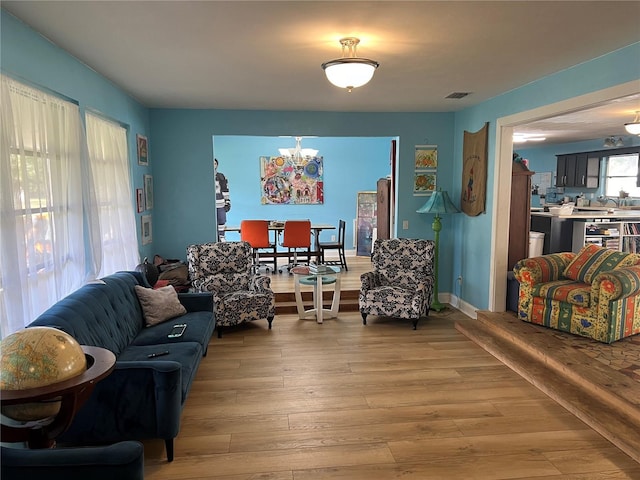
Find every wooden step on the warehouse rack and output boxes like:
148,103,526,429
455,312,640,464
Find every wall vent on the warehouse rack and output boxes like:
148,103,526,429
445,92,471,99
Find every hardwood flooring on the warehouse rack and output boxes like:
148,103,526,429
142,296,640,479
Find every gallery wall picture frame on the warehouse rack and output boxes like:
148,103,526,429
137,134,148,166
414,145,438,169
141,215,152,245
414,172,437,195
143,175,153,210
136,188,145,213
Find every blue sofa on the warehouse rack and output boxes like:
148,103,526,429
1,441,144,480
26,271,215,461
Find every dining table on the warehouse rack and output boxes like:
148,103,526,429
223,222,336,265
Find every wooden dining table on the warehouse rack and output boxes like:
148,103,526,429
224,222,336,265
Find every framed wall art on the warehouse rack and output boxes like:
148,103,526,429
137,134,148,166
141,214,152,245
414,144,437,196
143,174,153,210
136,188,145,213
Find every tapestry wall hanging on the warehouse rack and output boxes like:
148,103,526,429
461,122,489,216
260,156,324,205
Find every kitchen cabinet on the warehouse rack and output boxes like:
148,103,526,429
556,154,576,187
530,214,574,254
575,153,600,188
556,153,600,188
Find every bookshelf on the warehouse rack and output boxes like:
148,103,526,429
572,219,640,253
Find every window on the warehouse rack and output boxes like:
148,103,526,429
1,77,143,336
1,75,95,336
85,113,139,277
605,153,640,197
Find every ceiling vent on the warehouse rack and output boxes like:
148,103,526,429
445,92,471,99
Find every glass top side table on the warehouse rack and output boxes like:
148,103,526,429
291,265,341,324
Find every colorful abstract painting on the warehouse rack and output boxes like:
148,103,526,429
260,156,324,205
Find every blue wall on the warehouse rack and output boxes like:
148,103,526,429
148,108,456,285
2,7,639,311
451,42,640,309
212,136,393,247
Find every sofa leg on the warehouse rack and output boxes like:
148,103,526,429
165,438,174,462
217,327,223,339
267,316,273,329
412,319,418,330
361,312,367,325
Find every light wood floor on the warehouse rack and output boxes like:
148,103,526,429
142,304,640,479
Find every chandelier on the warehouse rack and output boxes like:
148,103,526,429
278,137,319,166
321,37,379,92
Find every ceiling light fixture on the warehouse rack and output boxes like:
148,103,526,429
624,111,640,135
278,137,318,166
512,133,546,143
321,37,379,92
603,136,624,148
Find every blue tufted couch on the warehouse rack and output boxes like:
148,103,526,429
26,271,216,461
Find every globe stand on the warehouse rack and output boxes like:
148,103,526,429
1,346,115,449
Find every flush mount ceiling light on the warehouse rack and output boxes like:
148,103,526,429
321,37,379,92
603,136,624,148
512,133,546,143
624,111,640,135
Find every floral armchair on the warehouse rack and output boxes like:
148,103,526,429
359,238,435,329
186,241,275,338
513,244,640,343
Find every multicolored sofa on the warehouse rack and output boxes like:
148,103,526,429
513,244,640,343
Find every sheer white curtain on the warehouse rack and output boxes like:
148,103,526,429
85,113,139,277
0,75,100,336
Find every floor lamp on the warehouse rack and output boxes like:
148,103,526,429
417,189,460,312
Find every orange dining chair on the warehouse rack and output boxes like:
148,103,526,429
240,220,277,273
279,220,311,274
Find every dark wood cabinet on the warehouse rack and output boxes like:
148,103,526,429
556,153,600,188
508,162,534,270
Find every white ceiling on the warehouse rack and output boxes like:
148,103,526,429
3,1,640,144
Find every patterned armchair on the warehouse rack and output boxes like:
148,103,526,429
359,238,435,329
186,241,275,338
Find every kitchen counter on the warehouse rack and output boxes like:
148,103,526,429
531,210,640,219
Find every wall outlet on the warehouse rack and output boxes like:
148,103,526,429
402,220,409,229
331,235,336,241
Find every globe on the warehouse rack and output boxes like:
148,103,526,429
0,326,86,422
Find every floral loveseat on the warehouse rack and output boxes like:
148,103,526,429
513,244,640,343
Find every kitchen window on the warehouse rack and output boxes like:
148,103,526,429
604,153,640,197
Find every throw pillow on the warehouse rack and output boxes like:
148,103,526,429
563,244,640,284
135,285,187,327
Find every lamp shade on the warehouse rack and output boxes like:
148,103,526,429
322,59,378,89
417,189,460,214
